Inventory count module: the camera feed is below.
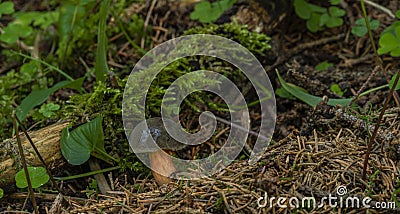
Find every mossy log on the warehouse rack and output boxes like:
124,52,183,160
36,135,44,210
0,122,69,188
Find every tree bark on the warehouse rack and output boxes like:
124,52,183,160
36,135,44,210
0,122,69,188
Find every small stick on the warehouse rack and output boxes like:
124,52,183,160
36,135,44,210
348,65,380,106
363,0,395,18
362,69,400,182
14,115,61,193
12,113,39,214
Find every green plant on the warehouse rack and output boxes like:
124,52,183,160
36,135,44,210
276,71,351,107
190,0,236,23
377,10,400,56
352,17,380,37
38,103,60,118
0,188,3,198
14,166,49,189
389,73,400,90
0,1,59,44
330,83,345,96
294,0,345,32
276,70,390,108
275,87,296,100
95,0,111,83
0,1,13,17
60,116,117,165
315,61,334,71
57,0,98,64
86,179,98,198
16,74,84,121
365,170,380,195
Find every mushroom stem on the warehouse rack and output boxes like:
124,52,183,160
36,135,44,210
149,149,176,185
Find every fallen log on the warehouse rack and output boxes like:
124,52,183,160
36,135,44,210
0,122,69,188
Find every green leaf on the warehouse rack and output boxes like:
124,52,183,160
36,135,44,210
0,1,14,17
60,116,108,165
276,71,351,107
13,11,39,25
64,77,85,91
307,13,323,32
39,103,60,118
378,26,400,56
308,4,326,13
389,73,400,90
315,61,334,71
396,10,400,19
95,0,110,83
326,17,343,28
330,84,344,96
33,11,59,29
319,13,330,26
329,6,345,17
294,0,311,19
369,19,380,30
276,87,295,99
16,78,84,121
190,0,236,23
0,23,33,44
352,18,380,37
319,7,344,28
330,0,340,5
0,188,3,198
15,167,49,189
58,3,86,36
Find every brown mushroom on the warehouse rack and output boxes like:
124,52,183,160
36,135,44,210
129,117,186,185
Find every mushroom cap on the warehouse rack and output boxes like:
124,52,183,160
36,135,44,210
129,117,187,153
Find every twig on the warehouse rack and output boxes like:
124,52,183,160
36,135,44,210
361,69,400,182
142,0,156,49
348,65,380,106
14,116,61,193
88,159,112,195
12,113,38,214
363,0,395,18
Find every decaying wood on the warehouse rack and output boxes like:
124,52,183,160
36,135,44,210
0,122,69,188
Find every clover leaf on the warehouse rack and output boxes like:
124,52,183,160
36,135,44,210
190,0,236,23
307,13,324,32
295,0,345,32
319,6,345,28
39,103,60,118
0,1,14,17
378,25,400,56
315,61,334,71
352,17,380,37
294,0,326,20
330,84,345,96
15,167,49,189
0,23,33,44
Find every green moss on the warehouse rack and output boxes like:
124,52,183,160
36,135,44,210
60,23,271,172
183,22,271,56
61,78,146,172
